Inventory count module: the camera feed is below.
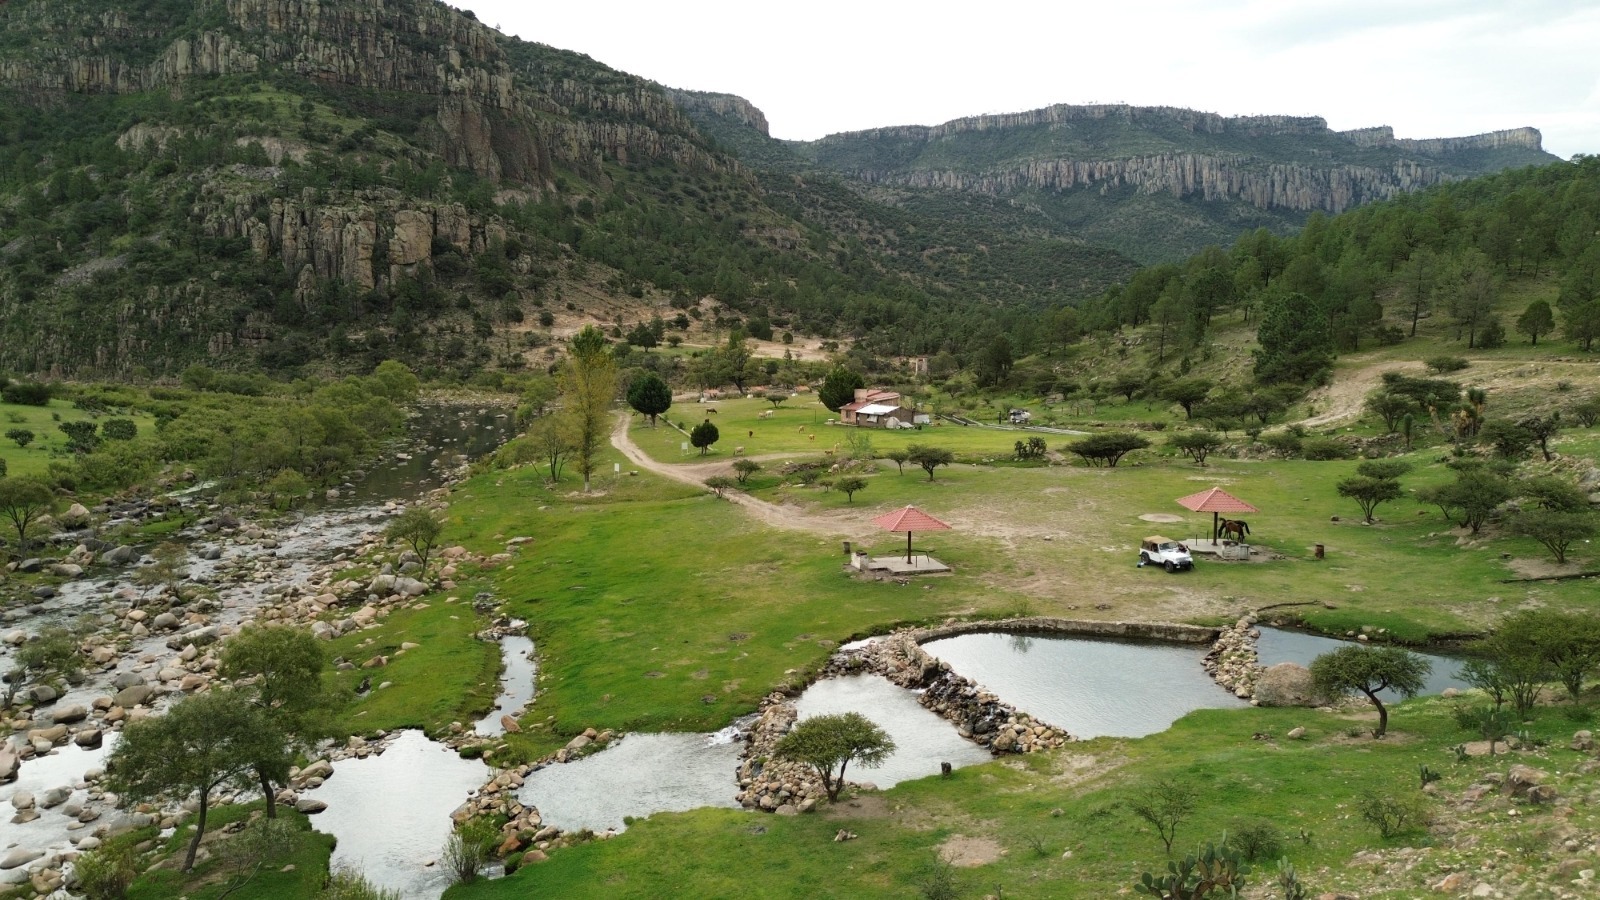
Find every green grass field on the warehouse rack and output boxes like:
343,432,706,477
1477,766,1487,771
449,695,1598,899
0,398,158,478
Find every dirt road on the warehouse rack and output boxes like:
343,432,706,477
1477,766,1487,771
610,414,874,539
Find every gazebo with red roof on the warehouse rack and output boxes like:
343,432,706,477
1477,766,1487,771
1176,487,1260,543
871,505,952,564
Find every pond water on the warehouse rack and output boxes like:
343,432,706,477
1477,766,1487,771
922,632,1247,738
306,730,490,900
793,674,994,787
474,632,536,737
516,731,745,834
1255,627,1472,700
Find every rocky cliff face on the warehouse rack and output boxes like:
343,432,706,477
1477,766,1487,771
0,0,736,189
809,104,1553,216
847,153,1452,215
664,89,770,136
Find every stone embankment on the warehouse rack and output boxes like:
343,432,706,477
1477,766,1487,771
1202,617,1263,700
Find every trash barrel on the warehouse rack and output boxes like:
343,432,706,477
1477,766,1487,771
1314,543,1325,560
843,541,852,556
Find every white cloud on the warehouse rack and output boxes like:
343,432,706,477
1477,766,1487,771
459,0,1600,158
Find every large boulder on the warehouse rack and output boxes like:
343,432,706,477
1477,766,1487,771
58,504,92,528
112,684,155,708
1253,663,1320,707
98,545,138,566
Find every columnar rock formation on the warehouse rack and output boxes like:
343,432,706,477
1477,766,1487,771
808,104,1550,216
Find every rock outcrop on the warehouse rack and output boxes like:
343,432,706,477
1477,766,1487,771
808,103,1552,216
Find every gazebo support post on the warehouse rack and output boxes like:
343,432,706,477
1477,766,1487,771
906,531,913,563
1212,511,1219,543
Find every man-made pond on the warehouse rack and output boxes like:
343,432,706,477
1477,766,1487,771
793,674,993,786
517,731,745,834
922,632,1247,738
1255,627,1471,699
306,731,490,900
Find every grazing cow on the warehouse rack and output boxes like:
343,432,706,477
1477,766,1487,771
706,408,717,415
734,446,745,456
809,434,816,441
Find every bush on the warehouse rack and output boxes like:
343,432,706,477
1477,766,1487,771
1299,437,1351,460
1358,792,1431,838
100,419,137,441
1424,355,1470,374
441,819,498,885
72,843,137,900
319,867,402,900
1260,430,1303,456
1225,818,1284,862
0,382,50,405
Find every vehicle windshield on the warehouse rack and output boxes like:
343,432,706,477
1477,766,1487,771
1160,543,1181,551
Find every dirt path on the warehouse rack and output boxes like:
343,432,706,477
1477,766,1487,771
1294,358,1420,429
611,414,873,539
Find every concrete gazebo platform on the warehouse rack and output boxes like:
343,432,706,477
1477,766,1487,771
852,553,951,575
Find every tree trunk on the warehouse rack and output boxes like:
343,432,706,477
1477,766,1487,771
1365,690,1389,737
184,790,210,872
258,766,277,819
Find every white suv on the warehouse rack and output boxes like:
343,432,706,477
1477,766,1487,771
1139,536,1194,572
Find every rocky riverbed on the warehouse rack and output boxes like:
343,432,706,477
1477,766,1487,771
0,402,517,895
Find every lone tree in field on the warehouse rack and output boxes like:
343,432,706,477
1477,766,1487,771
4,428,32,448
1168,431,1223,466
626,372,672,427
907,444,954,481
732,458,761,484
106,690,290,872
886,449,909,475
1161,379,1213,420
1066,433,1151,468
773,712,895,802
1309,645,1430,738
1509,508,1596,565
1516,299,1555,346
835,476,867,502
819,366,865,413
386,506,444,576
765,392,789,409
690,419,720,456
0,476,52,557
1127,778,1198,857
220,625,328,819
562,325,620,491
1336,476,1402,523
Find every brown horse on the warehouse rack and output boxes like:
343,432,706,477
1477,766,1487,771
1218,518,1251,542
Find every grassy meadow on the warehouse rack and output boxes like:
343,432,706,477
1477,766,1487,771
0,396,159,478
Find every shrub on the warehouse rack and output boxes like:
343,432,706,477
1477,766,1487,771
320,867,403,900
1424,355,1470,374
4,428,32,448
0,382,50,405
71,843,137,900
1225,818,1284,862
441,818,498,885
1299,437,1351,460
1260,431,1303,456
1358,792,1431,838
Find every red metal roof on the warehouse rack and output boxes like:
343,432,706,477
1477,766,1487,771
871,505,952,532
1175,487,1260,514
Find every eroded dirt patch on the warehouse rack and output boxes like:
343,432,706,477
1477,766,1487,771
937,834,1004,867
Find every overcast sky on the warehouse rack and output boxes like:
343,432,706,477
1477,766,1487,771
456,0,1599,160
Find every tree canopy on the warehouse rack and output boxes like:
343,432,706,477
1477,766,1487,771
1309,645,1430,737
773,712,895,802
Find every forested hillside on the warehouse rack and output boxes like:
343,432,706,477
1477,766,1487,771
0,0,1141,379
